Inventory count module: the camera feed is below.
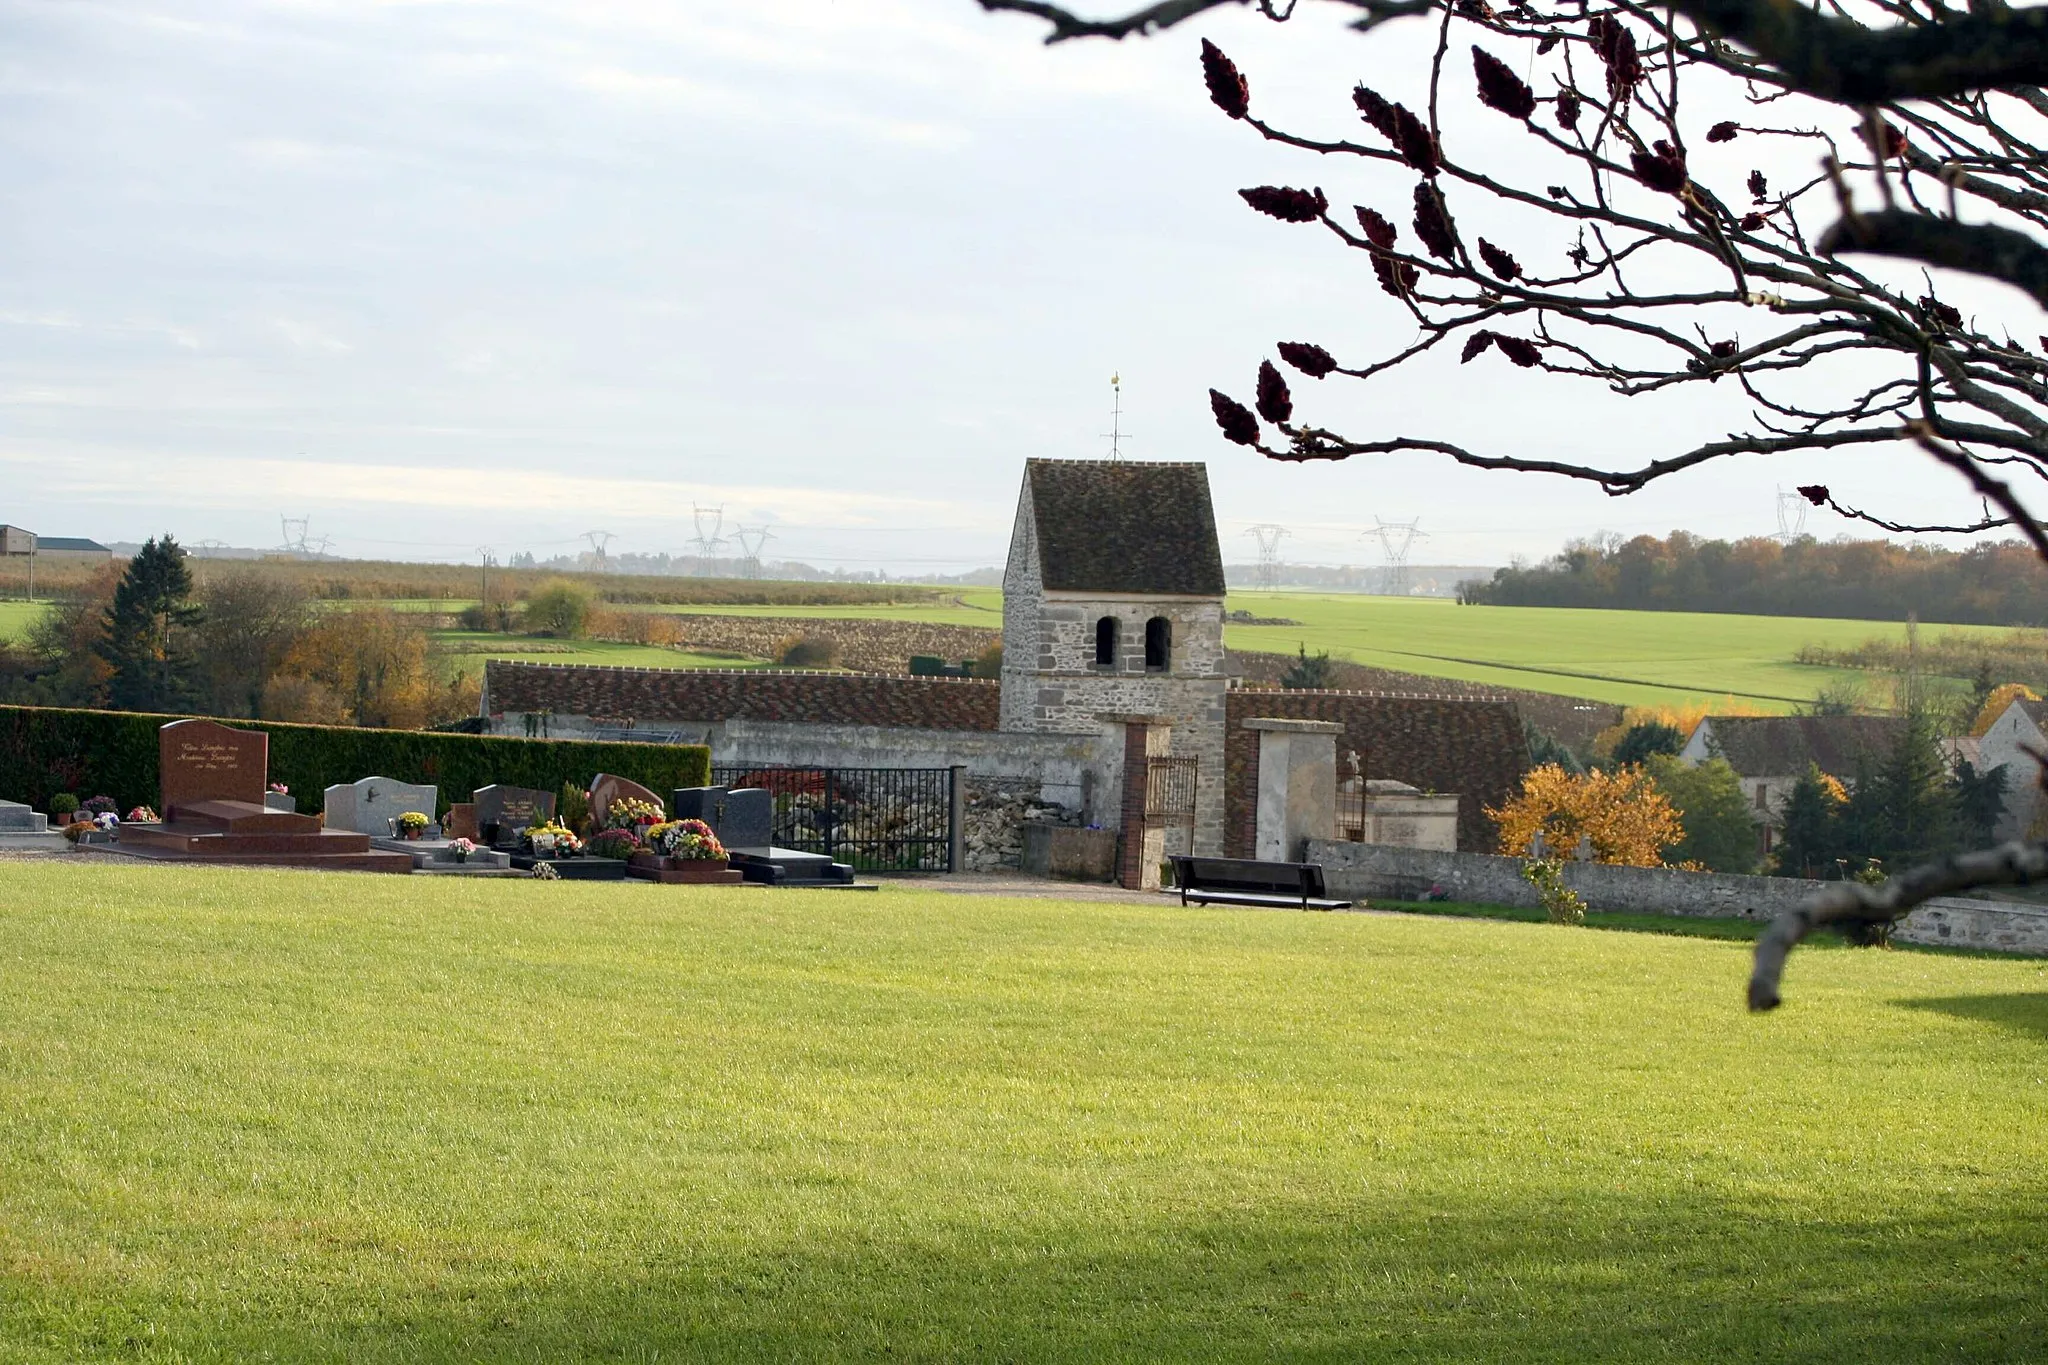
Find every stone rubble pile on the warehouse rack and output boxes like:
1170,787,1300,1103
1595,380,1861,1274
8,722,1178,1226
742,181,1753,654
963,783,1074,872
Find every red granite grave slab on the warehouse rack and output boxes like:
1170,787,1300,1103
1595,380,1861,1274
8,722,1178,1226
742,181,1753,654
174,799,320,835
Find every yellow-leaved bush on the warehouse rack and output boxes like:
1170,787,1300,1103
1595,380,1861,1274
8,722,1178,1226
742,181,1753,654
1487,763,1685,868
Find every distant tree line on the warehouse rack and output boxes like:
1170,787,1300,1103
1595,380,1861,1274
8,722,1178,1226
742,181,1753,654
1461,534,2048,626
0,536,478,729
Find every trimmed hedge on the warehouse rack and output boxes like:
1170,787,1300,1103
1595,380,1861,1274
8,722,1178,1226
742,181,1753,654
0,705,710,818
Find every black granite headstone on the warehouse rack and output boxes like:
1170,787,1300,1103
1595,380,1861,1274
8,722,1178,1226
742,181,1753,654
718,788,773,850
475,784,556,847
669,786,729,830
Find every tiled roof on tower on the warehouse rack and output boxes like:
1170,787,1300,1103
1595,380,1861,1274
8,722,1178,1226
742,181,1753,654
1023,459,1226,597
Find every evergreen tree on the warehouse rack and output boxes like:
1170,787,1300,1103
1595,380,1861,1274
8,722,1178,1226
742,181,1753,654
1952,759,2010,850
1835,754,1888,880
98,535,202,712
1876,712,1960,867
1611,721,1683,768
1280,643,1335,690
1526,723,1584,776
1773,765,1844,880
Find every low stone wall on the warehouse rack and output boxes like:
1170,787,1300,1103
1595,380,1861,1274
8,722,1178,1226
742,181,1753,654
1307,839,2048,956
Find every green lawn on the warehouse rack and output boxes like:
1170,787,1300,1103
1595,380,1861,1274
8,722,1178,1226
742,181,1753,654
2,865,2043,1362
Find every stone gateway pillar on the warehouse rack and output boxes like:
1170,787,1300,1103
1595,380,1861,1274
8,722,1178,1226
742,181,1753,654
1108,715,1172,890
1244,717,1343,862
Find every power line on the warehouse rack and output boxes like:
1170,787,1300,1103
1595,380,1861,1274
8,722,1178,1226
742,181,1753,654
1364,517,1428,596
1244,524,1289,591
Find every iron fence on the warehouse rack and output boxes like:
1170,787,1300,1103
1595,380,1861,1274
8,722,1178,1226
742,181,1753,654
712,765,958,872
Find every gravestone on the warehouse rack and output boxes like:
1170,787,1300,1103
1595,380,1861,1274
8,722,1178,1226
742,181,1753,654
102,720,410,872
670,786,729,830
718,788,773,850
589,773,664,825
324,776,439,837
475,784,555,847
0,799,48,834
159,718,265,819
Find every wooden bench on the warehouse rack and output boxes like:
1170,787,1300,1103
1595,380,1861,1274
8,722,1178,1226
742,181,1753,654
1170,856,1352,911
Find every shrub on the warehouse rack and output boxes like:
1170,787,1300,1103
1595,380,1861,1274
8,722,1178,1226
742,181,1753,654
1644,755,1759,874
970,644,1003,679
559,782,591,836
776,635,839,668
522,581,595,639
457,602,518,632
48,793,77,816
1522,857,1586,925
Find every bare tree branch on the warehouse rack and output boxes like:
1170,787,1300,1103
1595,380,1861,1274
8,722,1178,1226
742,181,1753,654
1821,209,2048,310
1749,839,2048,1011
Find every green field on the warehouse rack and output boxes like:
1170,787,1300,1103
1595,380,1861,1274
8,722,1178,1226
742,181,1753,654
0,600,45,643
4,587,2020,711
2,864,2043,1361
1217,593,2012,711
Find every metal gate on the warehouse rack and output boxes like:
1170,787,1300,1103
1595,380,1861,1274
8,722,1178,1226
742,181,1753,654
711,765,959,872
1145,754,1199,857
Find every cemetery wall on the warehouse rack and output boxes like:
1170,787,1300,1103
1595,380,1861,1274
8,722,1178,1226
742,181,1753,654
485,662,1001,732
1225,692,1527,855
0,704,709,818
1306,840,2048,955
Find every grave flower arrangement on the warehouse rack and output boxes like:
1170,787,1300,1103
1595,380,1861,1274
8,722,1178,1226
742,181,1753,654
126,806,159,824
603,798,664,834
395,810,433,840
587,828,643,861
646,819,726,862
524,821,583,856
269,783,289,796
448,837,477,864
82,796,118,817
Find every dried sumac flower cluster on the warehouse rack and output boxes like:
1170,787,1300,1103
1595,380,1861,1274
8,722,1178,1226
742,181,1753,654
1588,15,1642,97
1239,185,1327,222
1706,121,1739,143
1412,182,1461,262
1256,360,1293,424
1631,141,1687,194
1277,342,1337,378
1462,331,1544,367
1200,39,1249,120
1209,389,1261,446
1472,47,1535,120
1355,206,1418,297
1556,88,1581,131
1354,85,1439,175
1478,239,1521,280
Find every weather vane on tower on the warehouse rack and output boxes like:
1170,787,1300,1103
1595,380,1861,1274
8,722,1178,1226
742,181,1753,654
1103,372,1131,462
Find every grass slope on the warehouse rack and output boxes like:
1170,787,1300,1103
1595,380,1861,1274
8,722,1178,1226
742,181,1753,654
2,864,2043,1362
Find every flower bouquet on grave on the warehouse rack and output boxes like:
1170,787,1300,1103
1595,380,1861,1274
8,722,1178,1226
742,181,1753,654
524,821,582,857
602,798,665,834
126,806,159,824
629,819,735,882
82,796,118,818
269,783,289,795
448,837,477,864
395,810,433,841
587,828,643,862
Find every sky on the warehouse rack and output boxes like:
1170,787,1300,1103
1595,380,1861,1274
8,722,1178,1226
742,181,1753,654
1,0,2033,573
